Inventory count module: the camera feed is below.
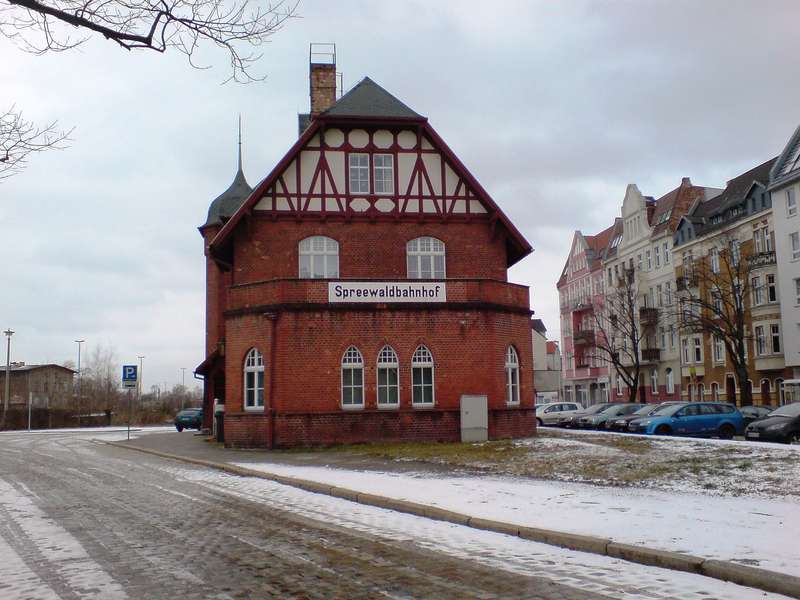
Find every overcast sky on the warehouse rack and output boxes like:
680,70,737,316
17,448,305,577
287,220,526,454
3,0,800,392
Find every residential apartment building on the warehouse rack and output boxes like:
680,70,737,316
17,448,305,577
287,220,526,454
532,319,562,402
770,124,800,393
673,158,787,405
558,227,613,405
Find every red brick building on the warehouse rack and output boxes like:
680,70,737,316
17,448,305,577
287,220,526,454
196,58,535,447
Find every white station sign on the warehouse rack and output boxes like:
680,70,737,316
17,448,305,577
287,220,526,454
329,281,446,303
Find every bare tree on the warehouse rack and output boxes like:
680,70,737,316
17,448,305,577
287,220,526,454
1,0,297,82
587,267,652,403
1,105,71,179
678,234,756,405
81,343,120,414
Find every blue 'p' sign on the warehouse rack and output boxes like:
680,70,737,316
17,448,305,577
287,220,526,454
122,365,138,382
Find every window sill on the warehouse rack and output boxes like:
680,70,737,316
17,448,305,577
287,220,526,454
341,404,365,411
412,403,436,409
377,403,399,410
243,406,265,412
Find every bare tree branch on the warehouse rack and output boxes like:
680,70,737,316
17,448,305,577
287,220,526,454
1,0,299,83
0,105,72,179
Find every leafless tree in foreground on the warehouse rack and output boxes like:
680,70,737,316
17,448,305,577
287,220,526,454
678,235,755,406
1,0,297,82
0,105,71,179
589,268,647,403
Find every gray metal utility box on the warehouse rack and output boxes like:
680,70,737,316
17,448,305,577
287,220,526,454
460,394,488,442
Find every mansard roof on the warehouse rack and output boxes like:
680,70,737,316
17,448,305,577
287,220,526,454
321,77,424,121
650,178,721,237
769,123,800,189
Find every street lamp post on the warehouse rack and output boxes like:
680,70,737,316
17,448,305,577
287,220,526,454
75,340,84,425
181,368,186,409
3,329,14,424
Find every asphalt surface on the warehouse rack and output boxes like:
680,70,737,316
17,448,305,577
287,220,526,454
0,429,600,600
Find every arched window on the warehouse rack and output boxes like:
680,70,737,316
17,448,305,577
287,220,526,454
687,384,694,402
406,237,445,279
377,346,399,407
665,368,675,395
651,369,659,395
505,346,520,405
711,382,720,401
777,378,785,405
299,236,339,279
243,349,264,410
698,383,705,401
411,345,435,405
341,346,364,408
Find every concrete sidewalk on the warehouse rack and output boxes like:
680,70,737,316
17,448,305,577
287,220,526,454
112,430,800,599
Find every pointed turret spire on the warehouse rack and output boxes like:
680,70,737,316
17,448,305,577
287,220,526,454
201,115,252,229
237,113,243,172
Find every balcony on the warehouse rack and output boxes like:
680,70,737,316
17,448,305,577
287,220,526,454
227,278,531,313
754,355,785,372
748,251,777,269
573,330,595,345
639,307,659,326
641,348,661,363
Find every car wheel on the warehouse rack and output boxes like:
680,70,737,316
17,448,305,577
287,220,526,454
654,424,671,436
536,418,543,427
718,424,735,440
789,432,800,445
176,425,183,432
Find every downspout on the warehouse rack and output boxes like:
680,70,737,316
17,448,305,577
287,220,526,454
265,312,279,449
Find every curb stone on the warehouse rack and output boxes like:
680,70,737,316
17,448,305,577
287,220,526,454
101,440,800,600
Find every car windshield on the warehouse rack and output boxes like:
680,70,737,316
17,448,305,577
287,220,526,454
651,403,686,417
769,403,800,418
585,404,612,415
632,405,654,416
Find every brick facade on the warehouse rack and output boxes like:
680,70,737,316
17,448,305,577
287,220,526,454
198,70,535,447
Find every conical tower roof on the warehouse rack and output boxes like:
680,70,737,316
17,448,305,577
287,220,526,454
202,118,252,228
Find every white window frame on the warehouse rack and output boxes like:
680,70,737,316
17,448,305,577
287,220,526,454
373,153,394,195
795,277,800,305
407,237,446,279
771,323,781,354
755,325,766,356
349,153,370,193
411,345,435,406
713,335,725,364
505,346,520,405
664,241,671,264
651,369,658,395
299,236,339,279
788,188,797,217
752,275,764,306
341,346,365,409
710,247,720,274
767,274,777,303
666,368,675,394
711,382,720,401
376,345,400,408
693,336,703,363
243,348,265,411
791,232,800,261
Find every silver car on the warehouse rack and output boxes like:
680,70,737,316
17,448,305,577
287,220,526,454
536,402,583,426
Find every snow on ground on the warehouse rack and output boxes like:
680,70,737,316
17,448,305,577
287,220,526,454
0,425,175,442
163,464,792,600
232,460,800,578
0,478,127,599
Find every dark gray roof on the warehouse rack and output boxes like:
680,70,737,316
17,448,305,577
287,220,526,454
203,164,252,228
2,363,74,373
322,77,423,120
770,123,800,188
531,319,547,334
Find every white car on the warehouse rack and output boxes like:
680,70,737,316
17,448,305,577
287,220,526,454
536,402,583,426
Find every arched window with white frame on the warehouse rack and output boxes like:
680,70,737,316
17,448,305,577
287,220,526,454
411,345,435,406
299,236,339,279
341,346,364,408
711,382,720,401
243,348,264,410
777,378,785,404
406,237,445,279
665,368,674,395
698,383,705,401
651,369,659,395
377,346,399,407
505,346,520,405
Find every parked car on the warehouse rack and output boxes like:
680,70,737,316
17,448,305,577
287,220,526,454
575,403,643,430
559,402,622,428
536,402,583,426
739,405,775,428
628,402,743,439
175,408,203,432
744,402,800,444
608,402,686,432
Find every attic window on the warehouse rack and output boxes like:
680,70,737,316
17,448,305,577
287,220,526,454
610,234,622,248
778,140,800,177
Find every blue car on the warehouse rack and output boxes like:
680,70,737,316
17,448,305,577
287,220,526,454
627,402,743,439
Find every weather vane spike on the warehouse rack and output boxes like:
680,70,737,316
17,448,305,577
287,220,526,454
237,113,243,172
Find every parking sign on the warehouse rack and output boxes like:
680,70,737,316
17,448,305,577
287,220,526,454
122,365,138,389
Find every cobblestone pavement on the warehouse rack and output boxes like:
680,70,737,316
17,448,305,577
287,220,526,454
0,430,600,600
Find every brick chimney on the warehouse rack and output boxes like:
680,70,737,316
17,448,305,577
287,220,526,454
310,61,337,116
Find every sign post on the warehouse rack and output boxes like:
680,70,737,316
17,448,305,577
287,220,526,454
122,365,138,440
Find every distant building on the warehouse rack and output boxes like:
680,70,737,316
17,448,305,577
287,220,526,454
0,363,75,409
531,319,561,402
770,123,800,399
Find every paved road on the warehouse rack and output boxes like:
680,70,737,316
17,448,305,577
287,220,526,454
0,430,785,600
0,430,597,600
